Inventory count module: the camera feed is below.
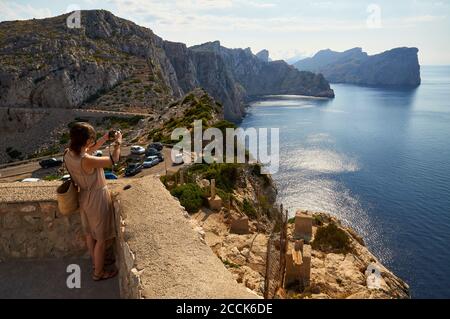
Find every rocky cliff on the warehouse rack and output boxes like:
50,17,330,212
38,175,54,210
256,50,270,62
0,10,182,111
164,41,334,121
0,10,334,122
294,47,421,87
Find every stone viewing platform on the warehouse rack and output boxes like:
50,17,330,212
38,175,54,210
0,176,256,299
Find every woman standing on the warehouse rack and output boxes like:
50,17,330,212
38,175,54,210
65,122,122,281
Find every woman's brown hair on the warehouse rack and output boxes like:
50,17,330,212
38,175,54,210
69,122,96,155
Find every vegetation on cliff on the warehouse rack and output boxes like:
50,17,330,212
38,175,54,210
171,183,206,213
311,223,351,254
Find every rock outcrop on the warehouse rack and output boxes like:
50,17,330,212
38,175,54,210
0,10,182,111
294,47,421,87
291,212,410,299
164,41,334,121
0,11,334,122
256,50,270,62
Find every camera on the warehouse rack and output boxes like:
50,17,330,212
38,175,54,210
108,129,121,140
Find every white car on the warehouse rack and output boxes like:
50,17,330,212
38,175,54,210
172,153,184,166
130,146,146,155
93,150,103,157
21,178,42,182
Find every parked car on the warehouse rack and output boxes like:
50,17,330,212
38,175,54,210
173,153,184,166
130,146,146,155
61,174,71,181
148,142,163,152
142,156,160,169
93,150,103,157
145,147,159,157
39,158,63,169
104,172,118,180
146,147,164,162
21,178,42,182
125,163,143,177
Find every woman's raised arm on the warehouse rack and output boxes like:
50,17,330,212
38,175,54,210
82,132,122,172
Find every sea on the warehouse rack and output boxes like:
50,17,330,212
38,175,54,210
239,66,450,298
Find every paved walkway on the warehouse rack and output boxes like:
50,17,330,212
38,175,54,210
0,258,119,299
116,176,257,299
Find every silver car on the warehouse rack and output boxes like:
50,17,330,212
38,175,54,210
143,156,159,168
130,145,146,155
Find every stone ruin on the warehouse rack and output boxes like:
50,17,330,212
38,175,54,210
285,210,313,290
207,179,222,211
230,215,250,235
293,211,313,243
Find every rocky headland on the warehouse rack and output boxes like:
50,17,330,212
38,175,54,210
0,10,333,122
293,47,421,87
0,10,334,161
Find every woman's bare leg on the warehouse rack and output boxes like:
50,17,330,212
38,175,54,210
93,240,106,276
86,235,95,261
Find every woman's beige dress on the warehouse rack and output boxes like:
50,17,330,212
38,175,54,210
64,150,115,242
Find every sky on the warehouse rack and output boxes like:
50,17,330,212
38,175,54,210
0,0,449,64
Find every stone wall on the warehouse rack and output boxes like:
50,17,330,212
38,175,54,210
0,178,256,299
0,201,86,259
112,198,142,299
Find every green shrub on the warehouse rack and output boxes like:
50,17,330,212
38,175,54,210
6,147,22,160
251,163,271,186
216,188,231,202
204,163,239,192
313,215,325,226
27,146,60,159
212,120,237,135
312,223,351,254
171,183,206,214
43,174,61,181
182,93,195,105
59,132,70,145
222,259,240,269
242,199,257,219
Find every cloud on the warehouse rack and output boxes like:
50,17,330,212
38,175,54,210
109,0,366,34
175,0,234,10
402,14,446,23
381,14,447,29
0,0,52,21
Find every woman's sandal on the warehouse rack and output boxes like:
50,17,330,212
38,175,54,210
92,258,115,271
92,269,118,281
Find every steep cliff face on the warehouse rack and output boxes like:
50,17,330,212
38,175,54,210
164,41,334,120
163,41,246,121
256,49,270,62
190,42,334,98
0,10,334,122
0,10,182,110
294,47,421,87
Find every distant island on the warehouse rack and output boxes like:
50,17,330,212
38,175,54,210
293,47,421,87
